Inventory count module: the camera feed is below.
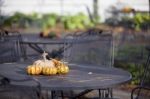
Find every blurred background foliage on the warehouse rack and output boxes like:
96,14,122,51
133,13,150,30
2,11,149,33
114,43,149,85
2,12,97,31
106,13,150,31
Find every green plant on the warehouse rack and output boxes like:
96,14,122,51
133,13,150,30
3,12,37,28
115,44,148,85
42,13,58,30
116,13,150,30
62,13,95,30
2,12,97,31
115,62,145,85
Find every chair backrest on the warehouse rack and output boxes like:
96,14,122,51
63,31,114,67
0,32,23,63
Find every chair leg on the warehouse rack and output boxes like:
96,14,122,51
71,89,93,99
109,88,113,98
98,88,113,98
51,91,55,99
60,90,65,99
43,90,49,99
98,89,101,98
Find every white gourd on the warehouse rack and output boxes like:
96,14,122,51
33,52,55,67
33,60,43,66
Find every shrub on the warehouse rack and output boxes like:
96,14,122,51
3,12,96,31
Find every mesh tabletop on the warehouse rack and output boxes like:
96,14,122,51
0,63,131,91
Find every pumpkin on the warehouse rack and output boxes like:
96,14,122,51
57,63,69,74
51,59,59,66
52,59,63,68
26,65,42,75
42,67,57,75
53,59,69,74
33,52,55,67
33,60,55,67
26,52,69,76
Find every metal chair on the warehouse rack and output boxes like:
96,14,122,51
0,31,42,99
66,31,114,67
131,47,150,99
0,31,26,63
58,30,115,99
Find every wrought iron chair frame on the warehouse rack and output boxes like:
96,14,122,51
57,30,115,99
131,46,150,99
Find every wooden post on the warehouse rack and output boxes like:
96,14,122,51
148,0,150,33
0,0,4,27
93,0,99,23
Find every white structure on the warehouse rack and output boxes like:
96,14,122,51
1,0,149,22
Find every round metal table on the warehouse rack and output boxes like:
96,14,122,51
0,63,132,91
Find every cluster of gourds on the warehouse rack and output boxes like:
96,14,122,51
26,52,69,75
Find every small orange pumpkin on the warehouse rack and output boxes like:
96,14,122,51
42,67,57,75
57,63,69,74
26,65,42,75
